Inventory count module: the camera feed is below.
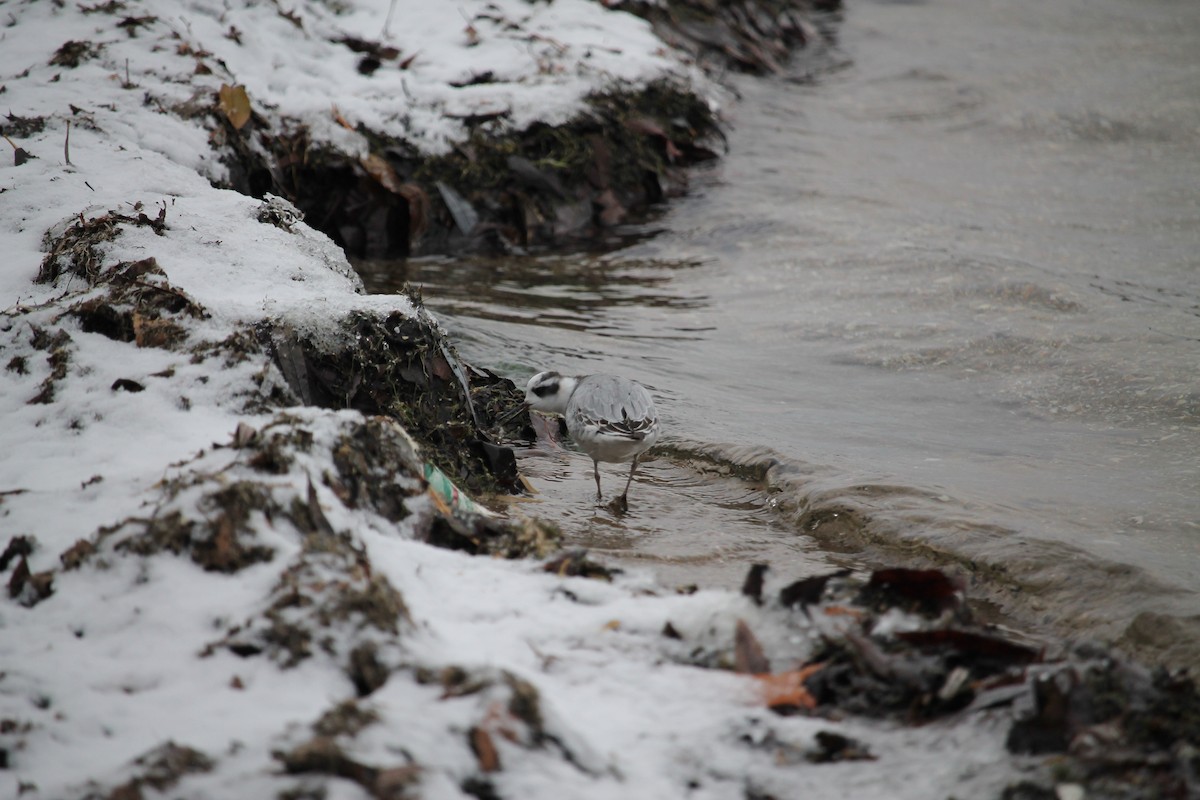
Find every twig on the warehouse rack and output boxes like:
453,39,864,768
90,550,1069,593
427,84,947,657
382,0,397,38
64,120,72,165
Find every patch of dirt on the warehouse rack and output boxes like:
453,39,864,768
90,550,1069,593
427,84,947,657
38,206,167,286
49,40,102,68
107,484,278,574
275,737,419,800
209,523,409,678
414,665,594,782
32,208,202,353
312,700,381,739
1,111,46,139
27,325,72,405
84,741,214,800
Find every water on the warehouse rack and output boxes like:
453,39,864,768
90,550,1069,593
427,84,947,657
359,0,1200,667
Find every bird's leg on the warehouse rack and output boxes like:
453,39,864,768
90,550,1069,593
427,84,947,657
618,457,640,505
593,459,602,500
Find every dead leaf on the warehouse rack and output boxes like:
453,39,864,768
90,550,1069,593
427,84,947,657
217,84,251,130
133,313,186,348
360,152,404,194
233,422,258,448
625,116,683,162
6,555,30,597
60,538,96,570
594,188,625,227
753,663,823,711
0,535,33,571
331,104,355,131
821,604,866,619
7,555,54,606
734,618,770,675
396,182,429,242
469,726,500,772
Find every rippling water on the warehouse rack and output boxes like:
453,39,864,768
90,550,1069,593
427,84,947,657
360,0,1200,667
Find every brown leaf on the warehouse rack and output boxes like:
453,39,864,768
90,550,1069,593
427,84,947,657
753,663,823,711
360,153,404,193
427,352,453,382
734,618,770,675
624,116,683,162
133,314,186,349
7,556,54,606
331,104,355,131
396,183,429,242
820,604,866,619
0,535,33,571
469,726,500,773
595,188,625,227
374,766,420,796
233,422,258,448
217,84,251,130
7,555,30,598
60,538,96,570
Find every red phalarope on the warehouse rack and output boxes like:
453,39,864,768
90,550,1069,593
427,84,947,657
509,370,660,509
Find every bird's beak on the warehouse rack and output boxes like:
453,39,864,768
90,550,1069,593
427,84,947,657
496,402,530,426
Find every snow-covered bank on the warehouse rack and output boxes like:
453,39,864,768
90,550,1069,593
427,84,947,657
2,1,1196,798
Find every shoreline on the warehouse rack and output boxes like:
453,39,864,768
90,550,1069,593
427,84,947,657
2,2,1196,798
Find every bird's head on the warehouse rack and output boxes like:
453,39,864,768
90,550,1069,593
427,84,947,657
522,370,577,415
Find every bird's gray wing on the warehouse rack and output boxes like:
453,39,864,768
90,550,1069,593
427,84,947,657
569,375,658,440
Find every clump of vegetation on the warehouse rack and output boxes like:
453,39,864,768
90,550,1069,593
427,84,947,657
215,79,722,259
263,304,523,497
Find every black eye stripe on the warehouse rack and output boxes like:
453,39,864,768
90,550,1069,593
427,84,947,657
532,382,558,397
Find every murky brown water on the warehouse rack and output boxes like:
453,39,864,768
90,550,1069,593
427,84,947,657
359,0,1200,667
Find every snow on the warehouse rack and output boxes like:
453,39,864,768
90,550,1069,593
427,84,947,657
1,1,1030,798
